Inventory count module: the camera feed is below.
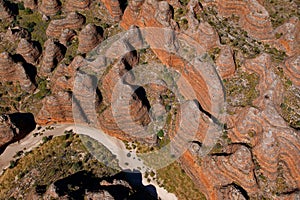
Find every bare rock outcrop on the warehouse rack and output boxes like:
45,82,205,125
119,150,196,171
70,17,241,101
215,45,236,78
0,52,35,92
36,91,73,124
97,42,151,142
273,17,300,57
0,0,12,20
64,0,90,12
36,56,89,124
0,113,36,150
39,0,61,16
282,53,300,87
78,24,103,53
59,28,76,46
101,0,123,21
46,12,85,38
40,39,64,77
24,0,37,10
5,27,30,42
203,0,274,40
223,54,300,198
16,39,40,65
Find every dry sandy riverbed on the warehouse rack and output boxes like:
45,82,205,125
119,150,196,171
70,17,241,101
0,124,177,200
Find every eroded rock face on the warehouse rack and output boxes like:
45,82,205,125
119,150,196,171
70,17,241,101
282,54,300,87
59,28,76,46
16,39,40,65
203,0,274,40
36,56,88,124
24,0,37,10
64,0,90,12
0,0,12,20
46,12,85,38
0,113,36,150
5,27,30,43
216,45,236,78
98,45,152,143
0,115,14,150
78,24,103,53
36,91,73,124
40,39,65,77
101,0,123,21
39,0,61,16
0,52,35,92
273,17,300,57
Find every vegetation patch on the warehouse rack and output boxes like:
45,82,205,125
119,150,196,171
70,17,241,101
280,88,300,129
263,0,300,28
202,7,286,61
0,133,118,198
157,161,206,200
17,10,49,47
224,71,260,107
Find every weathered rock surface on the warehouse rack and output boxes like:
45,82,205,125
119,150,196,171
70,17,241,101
46,12,85,38
282,53,300,87
0,52,35,92
64,0,90,12
59,28,76,46
5,27,30,42
203,0,274,40
16,39,40,65
0,113,36,151
273,17,300,57
78,24,103,53
39,39,65,77
0,0,12,20
98,46,152,143
0,1,299,199
101,0,123,21
36,91,73,124
215,45,236,78
24,0,37,10
39,0,61,16
36,56,88,124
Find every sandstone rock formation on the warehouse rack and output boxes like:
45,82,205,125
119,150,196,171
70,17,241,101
39,0,61,16
64,0,90,12
24,0,37,10
203,0,274,40
215,45,236,78
0,115,15,150
36,56,88,124
97,46,152,143
78,24,103,53
16,39,40,65
36,91,73,124
101,0,123,21
59,28,76,46
46,12,85,38
5,27,30,43
0,0,12,20
273,17,300,57
199,54,300,198
0,113,36,151
282,53,300,87
0,52,35,92
40,39,64,77
0,0,299,199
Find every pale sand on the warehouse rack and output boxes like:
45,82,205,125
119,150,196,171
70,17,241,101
0,124,177,200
